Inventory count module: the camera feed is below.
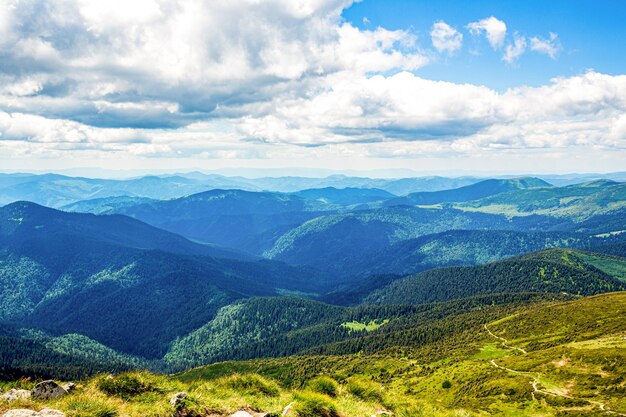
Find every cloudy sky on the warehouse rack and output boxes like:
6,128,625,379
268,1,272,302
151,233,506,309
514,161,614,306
1,0,625,175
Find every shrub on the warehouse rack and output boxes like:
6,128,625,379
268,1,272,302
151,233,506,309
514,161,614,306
222,374,280,397
346,377,383,402
294,391,339,417
442,380,452,389
307,376,339,397
97,373,156,400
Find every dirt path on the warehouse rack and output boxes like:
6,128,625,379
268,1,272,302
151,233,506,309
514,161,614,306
484,323,626,416
483,324,527,354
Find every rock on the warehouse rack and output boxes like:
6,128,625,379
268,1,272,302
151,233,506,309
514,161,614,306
1,389,31,401
281,402,294,416
2,409,65,417
230,412,255,417
31,381,68,401
1,410,38,417
38,410,65,417
169,392,187,408
60,383,75,393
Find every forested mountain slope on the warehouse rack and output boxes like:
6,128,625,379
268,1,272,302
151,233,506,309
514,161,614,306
0,202,329,359
365,249,626,305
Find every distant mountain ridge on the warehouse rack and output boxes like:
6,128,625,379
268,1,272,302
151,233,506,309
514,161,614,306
384,177,551,206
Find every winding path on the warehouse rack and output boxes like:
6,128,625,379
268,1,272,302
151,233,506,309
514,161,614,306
483,323,626,416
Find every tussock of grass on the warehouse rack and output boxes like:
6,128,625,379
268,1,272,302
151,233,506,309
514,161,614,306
66,399,119,417
306,376,339,397
346,377,383,402
293,391,339,417
220,374,280,397
97,373,159,400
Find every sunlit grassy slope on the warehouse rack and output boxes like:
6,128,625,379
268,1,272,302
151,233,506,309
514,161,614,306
3,292,624,417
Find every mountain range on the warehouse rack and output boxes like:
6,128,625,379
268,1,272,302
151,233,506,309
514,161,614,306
1,173,625,417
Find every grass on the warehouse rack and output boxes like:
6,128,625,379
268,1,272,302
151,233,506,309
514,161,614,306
306,376,339,397
473,344,510,360
340,319,390,332
575,252,626,282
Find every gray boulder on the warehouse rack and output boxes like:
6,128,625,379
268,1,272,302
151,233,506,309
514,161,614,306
169,392,187,408
31,381,68,400
1,389,31,401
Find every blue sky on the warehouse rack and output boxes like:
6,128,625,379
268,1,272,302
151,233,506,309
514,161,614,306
343,0,626,90
0,0,624,175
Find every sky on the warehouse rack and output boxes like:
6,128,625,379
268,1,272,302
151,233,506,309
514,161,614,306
0,0,625,176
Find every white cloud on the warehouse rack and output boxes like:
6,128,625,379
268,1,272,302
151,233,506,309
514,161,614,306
530,32,561,59
502,33,527,64
234,71,626,153
0,0,623,171
430,20,463,54
0,0,427,128
467,16,507,49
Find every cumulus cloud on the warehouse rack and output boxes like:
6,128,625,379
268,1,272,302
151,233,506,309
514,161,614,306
502,33,527,64
0,0,426,127
467,16,507,49
430,21,463,54
0,0,623,169
530,32,561,59
234,71,626,153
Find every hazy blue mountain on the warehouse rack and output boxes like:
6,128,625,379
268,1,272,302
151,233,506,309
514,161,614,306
384,177,550,206
0,173,255,208
113,189,335,253
61,196,157,214
539,172,626,186
293,187,395,206
234,175,482,194
0,201,248,260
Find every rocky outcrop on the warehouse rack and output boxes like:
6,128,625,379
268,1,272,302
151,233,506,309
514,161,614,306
30,381,68,401
1,389,31,401
1,409,65,417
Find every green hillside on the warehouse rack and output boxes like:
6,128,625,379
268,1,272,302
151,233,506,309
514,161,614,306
337,229,624,282
6,292,624,417
455,180,626,221
0,203,330,359
365,249,626,305
263,206,567,275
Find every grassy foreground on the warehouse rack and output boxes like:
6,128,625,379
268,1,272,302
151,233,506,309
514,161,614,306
2,293,626,417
